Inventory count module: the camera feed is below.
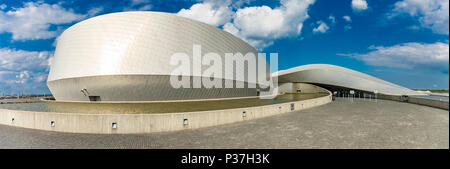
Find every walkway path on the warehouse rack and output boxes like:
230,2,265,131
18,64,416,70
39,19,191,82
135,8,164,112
0,98,448,149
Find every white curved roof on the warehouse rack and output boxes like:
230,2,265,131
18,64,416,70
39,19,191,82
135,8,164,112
274,64,423,96
48,11,267,84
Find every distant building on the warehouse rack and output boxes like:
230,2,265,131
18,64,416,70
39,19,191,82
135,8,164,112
275,64,422,96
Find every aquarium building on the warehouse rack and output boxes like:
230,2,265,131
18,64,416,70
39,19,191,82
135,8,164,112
47,11,421,102
47,11,270,101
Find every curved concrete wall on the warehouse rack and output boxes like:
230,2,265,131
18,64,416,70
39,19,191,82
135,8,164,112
377,94,449,110
48,11,269,101
275,64,423,96
0,94,332,134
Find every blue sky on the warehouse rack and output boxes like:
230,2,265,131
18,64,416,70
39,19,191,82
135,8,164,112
0,0,448,95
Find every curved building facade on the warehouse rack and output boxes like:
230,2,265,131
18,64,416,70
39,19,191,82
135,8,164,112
47,12,268,101
275,64,423,96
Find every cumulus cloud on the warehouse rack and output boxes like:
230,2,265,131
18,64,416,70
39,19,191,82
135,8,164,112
343,15,352,22
0,2,85,40
340,42,449,70
328,15,337,24
15,71,30,84
0,70,48,94
342,15,352,31
177,1,234,26
0,48,53,71
312,21,329,34
352,0,368,12
0,48,52,93
391,0,449,35
176,0,315,49
223,0,315,49
311,15,337,34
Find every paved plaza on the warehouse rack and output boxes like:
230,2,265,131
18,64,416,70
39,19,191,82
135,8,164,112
0,98,448,149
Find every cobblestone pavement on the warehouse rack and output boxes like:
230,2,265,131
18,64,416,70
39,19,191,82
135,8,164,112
0,98,448,149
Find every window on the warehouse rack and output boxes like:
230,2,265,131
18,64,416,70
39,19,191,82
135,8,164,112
89,96,101,101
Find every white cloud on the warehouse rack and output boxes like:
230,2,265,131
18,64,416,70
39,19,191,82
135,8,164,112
232,6,285,38
311,15,336,34
176,0,315,49
312,21,329,34
138,4,152,11
0,48,52,93
15,71,30,84
223,0,315,49
340,42,449,70
296,23,303,35
33,72,48,83
328,15,336,24
408,25,421,30
122,0,152,11
352,0,368,12
17,71,29,79
87,7,104,17
343,15,352,22
0,48,52,71
392,0,449,35
177,1,234,27
342,15,352,31
0,4,6,10
131,0,151,6
0,2,85,40
0,70,48,86
344,25,352,31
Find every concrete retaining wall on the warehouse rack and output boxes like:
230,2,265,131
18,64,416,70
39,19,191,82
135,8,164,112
378,94,449,110
278,82,329,94
408,97,449,110
0,94,332,134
